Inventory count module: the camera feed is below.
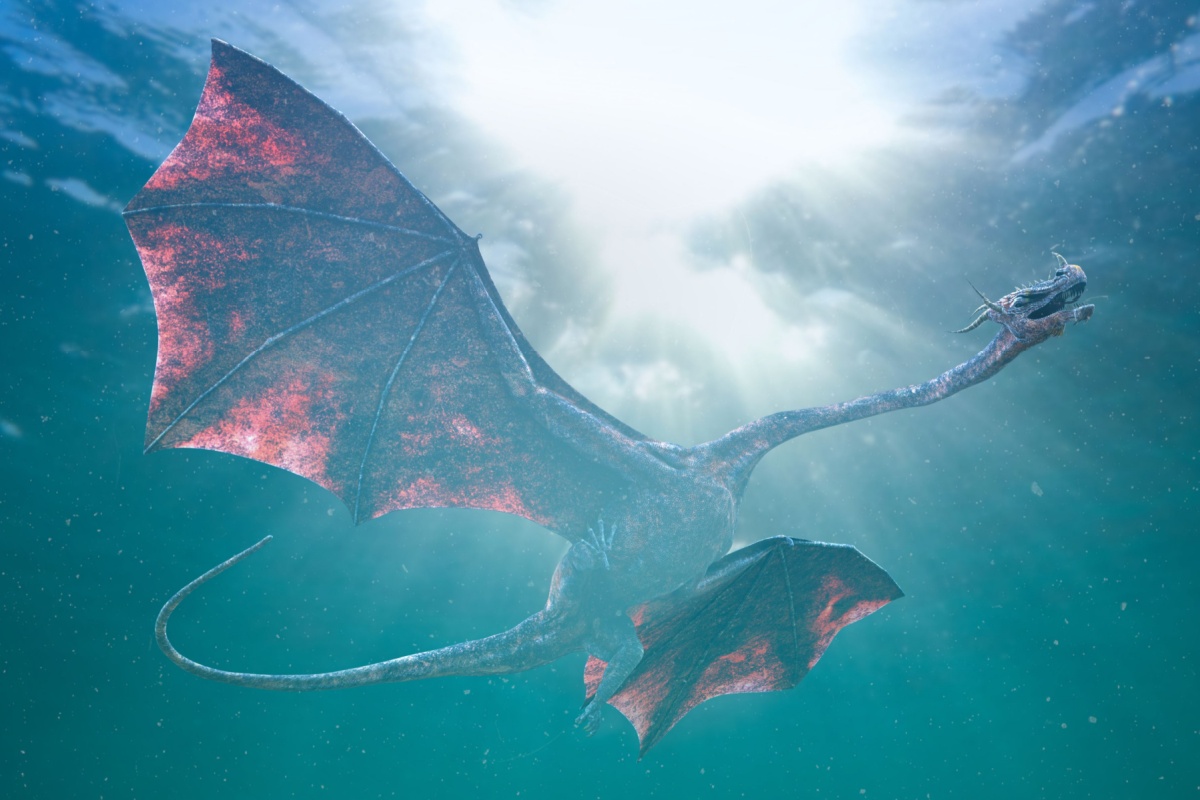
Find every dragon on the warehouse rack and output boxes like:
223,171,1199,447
124,40,1093,755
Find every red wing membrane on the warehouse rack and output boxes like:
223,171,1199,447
124,40,641,533
584,537,902,754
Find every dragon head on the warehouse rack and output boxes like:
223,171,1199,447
955,253,1088,335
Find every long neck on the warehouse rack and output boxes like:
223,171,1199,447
699,326,1036,494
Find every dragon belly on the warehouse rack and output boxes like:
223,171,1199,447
605,480,737,607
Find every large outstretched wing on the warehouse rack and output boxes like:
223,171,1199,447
584,537,902,755
123,40,646,534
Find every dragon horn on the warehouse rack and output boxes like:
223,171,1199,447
951,310,991,334
966,279,1003,313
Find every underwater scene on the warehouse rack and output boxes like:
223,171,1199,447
2,1,1198,797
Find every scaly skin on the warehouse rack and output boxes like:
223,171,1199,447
157,259,1093,734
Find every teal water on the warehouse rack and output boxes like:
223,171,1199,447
2,1,1198,797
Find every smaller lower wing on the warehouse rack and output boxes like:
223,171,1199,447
584,536,902,754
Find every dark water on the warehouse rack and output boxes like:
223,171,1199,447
2,1,1198,797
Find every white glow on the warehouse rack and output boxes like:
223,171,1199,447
421,1,899,369
424,1,896,224
599,231,788,363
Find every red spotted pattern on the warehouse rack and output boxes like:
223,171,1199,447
144,61,318,195
135,222,250,414
806,573,893,669
179,369,347,494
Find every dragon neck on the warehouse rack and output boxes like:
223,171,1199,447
701,326,1033,494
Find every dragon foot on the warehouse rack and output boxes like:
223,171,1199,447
579,518,617,570
575,699,603,735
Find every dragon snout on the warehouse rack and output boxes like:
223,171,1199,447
1057,262,1087,305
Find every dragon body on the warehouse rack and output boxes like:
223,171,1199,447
128,41,1093,754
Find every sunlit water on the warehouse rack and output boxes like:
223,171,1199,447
2,1,1198,797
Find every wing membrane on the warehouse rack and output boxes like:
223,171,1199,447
124,40,637,534
585,537,903,754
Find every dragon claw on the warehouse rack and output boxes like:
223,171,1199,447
583,518,616,570
575,700,603,735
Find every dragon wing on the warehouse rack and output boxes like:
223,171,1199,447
584,536,902,754
124,40,646,536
